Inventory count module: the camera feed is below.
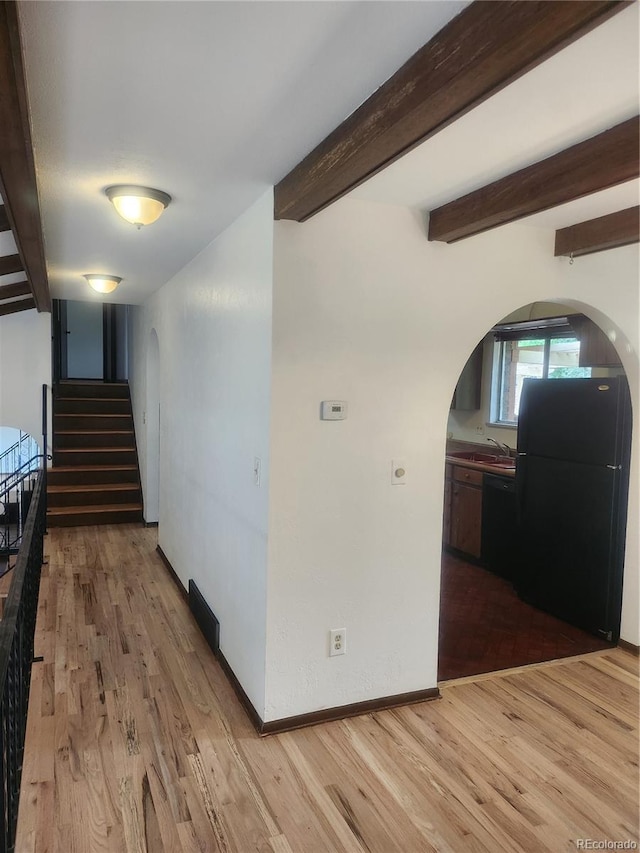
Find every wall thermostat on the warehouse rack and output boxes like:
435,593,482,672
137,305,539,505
321,401,347,420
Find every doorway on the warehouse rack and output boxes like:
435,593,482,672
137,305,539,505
52,299,129,383
438,302,629,681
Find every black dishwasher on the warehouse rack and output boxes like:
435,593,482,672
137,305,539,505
481,473,518,580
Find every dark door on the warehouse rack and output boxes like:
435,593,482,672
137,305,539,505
52,300,69,381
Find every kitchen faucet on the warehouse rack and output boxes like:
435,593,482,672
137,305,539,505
487,437,511,457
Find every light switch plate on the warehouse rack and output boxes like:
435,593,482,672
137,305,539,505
392,460,407,485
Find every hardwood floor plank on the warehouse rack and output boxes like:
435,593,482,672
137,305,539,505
118,759,149,853
239,731,355,853
186,752,235,852
16,525,639,852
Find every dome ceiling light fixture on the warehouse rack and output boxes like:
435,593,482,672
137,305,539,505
105,185,172,228
83,274,122,294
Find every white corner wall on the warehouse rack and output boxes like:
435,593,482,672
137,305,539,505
0,310,52,456
266,198,639,721
128,190,274,717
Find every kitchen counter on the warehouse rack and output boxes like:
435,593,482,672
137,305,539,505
445,453,516,478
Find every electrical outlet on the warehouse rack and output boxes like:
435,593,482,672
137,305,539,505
475,425,485,435
330,628,346,656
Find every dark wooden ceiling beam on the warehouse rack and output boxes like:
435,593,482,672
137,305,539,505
0,204,9,232
275,0,630,222
0,252,23,276
554,206,639,257
0,1,50,312
0,278,29,299
428,117,640,243
0,295,35,316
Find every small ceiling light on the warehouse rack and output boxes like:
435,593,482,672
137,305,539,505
105,184,171,228
83,274,122,294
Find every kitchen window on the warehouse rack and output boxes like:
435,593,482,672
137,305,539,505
492,317,591,425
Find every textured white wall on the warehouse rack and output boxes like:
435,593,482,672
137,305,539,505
129,191,274,716
266,199,639,720
0,311,52,457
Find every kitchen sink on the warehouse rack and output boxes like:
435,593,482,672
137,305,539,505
489,458,517,468
448,450,516,469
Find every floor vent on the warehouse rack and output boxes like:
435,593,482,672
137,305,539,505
189,580,220,656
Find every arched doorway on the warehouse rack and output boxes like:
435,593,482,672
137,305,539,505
438,301,632,681
145,329,161,524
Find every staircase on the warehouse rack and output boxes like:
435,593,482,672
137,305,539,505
47,382,143,527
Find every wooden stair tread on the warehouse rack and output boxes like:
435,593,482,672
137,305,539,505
47,503,142,515
48,483,137,493
54,413,131,418
55,397,130,404
55,447,135,452
49,464,137,472
55,429,133,435
51,382,140,526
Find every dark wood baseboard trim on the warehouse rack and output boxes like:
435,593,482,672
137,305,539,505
618,638,640,656
218,645,440,736
156,545,188,602
260,686,441,736
144,520,159,528
155,546,440,735
216,650,265,733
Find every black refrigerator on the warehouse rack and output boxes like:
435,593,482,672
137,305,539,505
515,376,632,642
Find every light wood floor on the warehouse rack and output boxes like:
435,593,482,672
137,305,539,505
16,525,640,852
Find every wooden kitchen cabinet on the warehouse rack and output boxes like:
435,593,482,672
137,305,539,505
449,465,483,559
570,314,622,367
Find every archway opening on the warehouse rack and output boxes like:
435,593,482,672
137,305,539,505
438,301,632,681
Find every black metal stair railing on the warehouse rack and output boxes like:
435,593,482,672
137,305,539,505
0,437,39,479
0,457,48,569
0,469,45,853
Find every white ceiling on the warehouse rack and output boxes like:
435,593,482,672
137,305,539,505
15,1,640,305
17,0,468,304
351,2,640,230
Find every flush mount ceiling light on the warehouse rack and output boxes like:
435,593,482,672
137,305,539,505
83,274,122,294
105,185,171,228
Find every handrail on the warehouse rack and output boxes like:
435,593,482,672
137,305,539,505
0,456,45,500
0,435,39,477
0,469,45,850
0,442,20,469
0,456,48,563
42,384,48,531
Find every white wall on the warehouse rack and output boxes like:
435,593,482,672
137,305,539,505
0,311,52,458
128,191,274,717
266,198,639,720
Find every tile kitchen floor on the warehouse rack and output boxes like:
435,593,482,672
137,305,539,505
438,551,614,681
